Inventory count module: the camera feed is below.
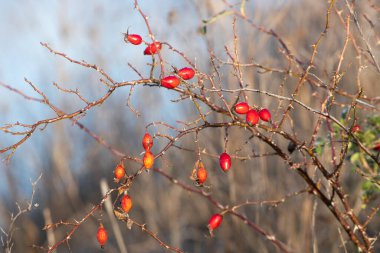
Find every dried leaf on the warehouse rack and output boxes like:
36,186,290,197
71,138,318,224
127,219,133,230
114,210,124,220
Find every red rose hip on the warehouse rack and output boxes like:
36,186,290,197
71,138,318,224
208,214,223,230
259,108,271,122
125,34,142,45
97,225,108,248
246,109,259,125
351,125,361,133
178,67,195,80
121,194,133,213
234,102,249,114
161,76,180,89
143,151,154,169
142,132,153,151
197,165,207,185
114,164,125,181
144,42,161,55
219,152,231,172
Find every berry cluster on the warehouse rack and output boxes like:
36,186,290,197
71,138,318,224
142,132,154,169
161,67,195,89
99,132,155,248
98,135,151,248
114,162,133,214
98,34,275,248
204,104,273,234
124,32,196,89
234,102,272,125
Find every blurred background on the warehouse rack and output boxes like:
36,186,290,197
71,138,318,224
0,0,379,252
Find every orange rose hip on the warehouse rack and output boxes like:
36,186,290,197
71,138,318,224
143,151,154,169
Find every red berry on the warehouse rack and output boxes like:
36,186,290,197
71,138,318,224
143,151,154,169
97,225,108,248
178,67,195,80
219,152,231,172
373,143,380,152
246,109,259,125
126,34,142,45
121,194,133,213
114,164,125,181
144,42,161,55
161,76,180,89
351,125,361,133
234,102,249,114
197,165,207,184
208,214,223,231
259,108,271,122
142,132,153,151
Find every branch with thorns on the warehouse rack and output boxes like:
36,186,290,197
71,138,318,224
1,0,380,252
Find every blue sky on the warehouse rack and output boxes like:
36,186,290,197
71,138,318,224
0,0,282,199
0,0,205,198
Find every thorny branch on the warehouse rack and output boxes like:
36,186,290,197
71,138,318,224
1,0,380,252
0,174,42,253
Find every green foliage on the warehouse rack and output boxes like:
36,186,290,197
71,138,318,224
342,114,380,208
361,180,380,208
313,138,325,156
330,110,379,208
